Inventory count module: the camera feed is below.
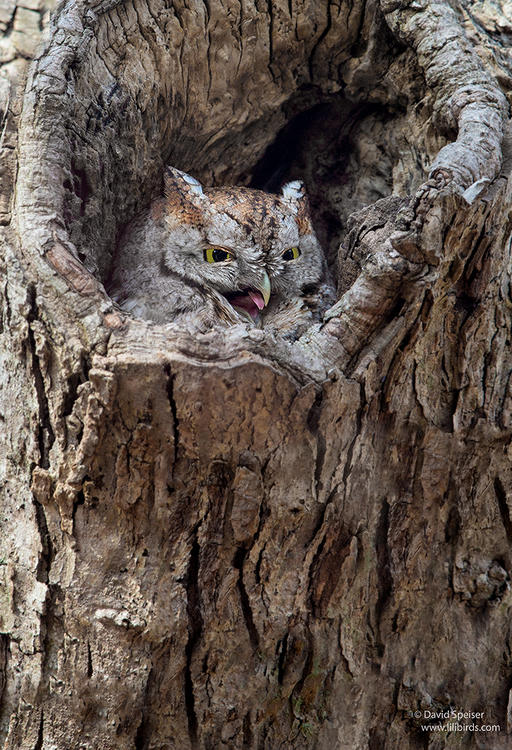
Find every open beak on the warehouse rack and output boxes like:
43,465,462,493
224,271,271,321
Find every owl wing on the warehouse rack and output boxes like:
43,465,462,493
263,279,336,341
262,298,313,340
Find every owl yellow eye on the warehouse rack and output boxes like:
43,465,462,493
282,247,301,261
204,247,233,263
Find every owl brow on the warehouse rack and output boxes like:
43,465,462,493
220,192,281,244
219,204,258,235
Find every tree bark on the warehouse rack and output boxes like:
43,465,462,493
2,0,512,748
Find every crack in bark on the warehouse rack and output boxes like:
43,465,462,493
308,0,333,80
254,541,265,587
276,632,289,685
205,20,212,100
264,0,277,84
3,280,11,330
310,523,354,616
251,498,270,587
134,666,154,750
233,547,260,651
235,0,244,76
86,641,93,678
60,371,85,422
164,364,180,469
306,389,325,490
242,710,252,746
303,488,333,561
0,634,8,739
32,495,52,585
184,532,203,747
71,488,85,527
497,368,512,431
349,0,368,58
494,477,512,546
27,286,55,470
444,481,460,596
33,710,44,750
374,498,392,658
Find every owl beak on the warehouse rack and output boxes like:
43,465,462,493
258,271,271,307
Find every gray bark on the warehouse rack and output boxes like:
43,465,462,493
1,0,512,748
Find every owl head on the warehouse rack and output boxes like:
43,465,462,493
162,167,326,323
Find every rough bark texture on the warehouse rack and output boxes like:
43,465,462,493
2,0,512,748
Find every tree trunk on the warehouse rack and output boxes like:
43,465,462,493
2,0,512,748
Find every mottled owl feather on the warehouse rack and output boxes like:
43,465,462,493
108,167,335,338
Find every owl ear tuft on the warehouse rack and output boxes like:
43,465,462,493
163,168,206,223
281,180,313,234
164,167,204,204
281,180,306,203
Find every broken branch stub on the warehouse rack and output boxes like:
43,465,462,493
381,0,509,191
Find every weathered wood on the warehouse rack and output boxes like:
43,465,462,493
1,0,512,748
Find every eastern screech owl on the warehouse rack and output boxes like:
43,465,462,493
108,167,334,338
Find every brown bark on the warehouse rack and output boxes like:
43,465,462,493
1,0,512,748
